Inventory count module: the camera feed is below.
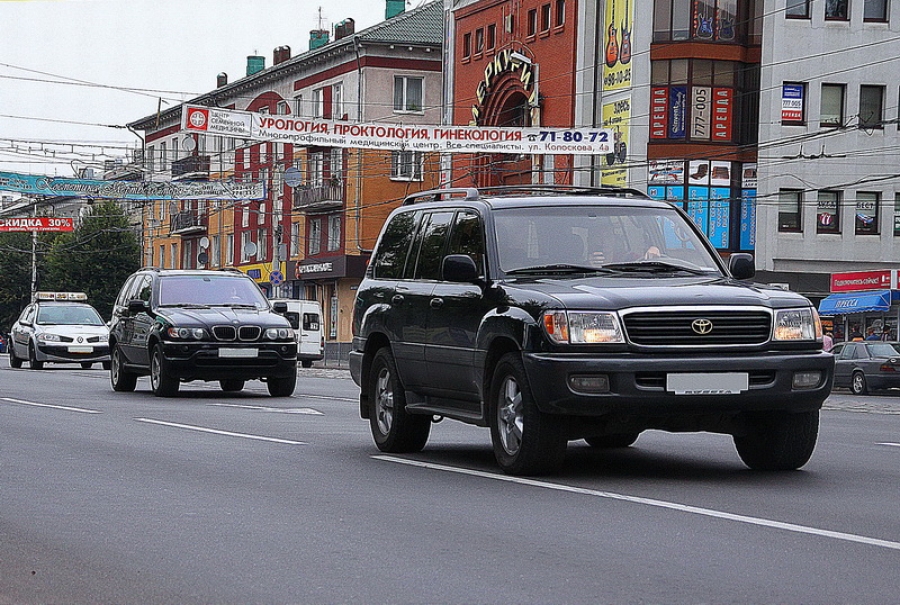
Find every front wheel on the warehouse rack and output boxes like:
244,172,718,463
733,410,819,471
110,345,137,392
368,347,430,453
9,346,23,369
150,346,179,397
850,371,868,396
489,353,567,476
267,373,296,397
29,343,43,370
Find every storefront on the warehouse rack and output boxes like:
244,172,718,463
817,270,900,342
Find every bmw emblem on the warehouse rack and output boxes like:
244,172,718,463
691,318,713,335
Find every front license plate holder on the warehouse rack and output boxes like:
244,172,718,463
219,348,259,359
67,346,93,354
666,372,748,395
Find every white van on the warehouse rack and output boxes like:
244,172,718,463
271,299,324,368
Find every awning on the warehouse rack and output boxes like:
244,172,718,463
818,290,892,315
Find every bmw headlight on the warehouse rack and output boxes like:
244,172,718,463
542,311,624,344
37,333,62,343
264,327,295,341
773,307,821,342
166,326,208,340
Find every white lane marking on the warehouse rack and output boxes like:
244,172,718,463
1,397,100,414
136,418,305,445
877,442,900,448
208,403,324,415
375,455,900,552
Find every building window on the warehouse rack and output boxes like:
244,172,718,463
527,8,538,36
330,148,343,181
291,221,301,256
393,76,423,112
462,32,471,58
312,88,325,118
182,240,193,269
258,228,267,260
333,83,344,120
894,194,900,236
555,0,565,27
309,219,322,255
327,215,341,252
817,190,840,234
391,150,423,181
825,0,848,19
170,243,177,269
859,85,884,129
778,189,803,232
864,0,888,21
474,28,484,54
820,83,845,127
158,244,164,268
226,234,233,265
241,232,253,261
276,100,289,115
856,192,879,235
487,24,496,50
294,95,304,117
211,235,220,267
540,3,551,32
309,152,324,187
786,0,810,18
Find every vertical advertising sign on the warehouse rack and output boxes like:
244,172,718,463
601,98,631,186
650,88,669,139
740,189,757,250
602,0,633,92
712,88,733,141
691,86,712,140
782,84,804,122
669,87,687,139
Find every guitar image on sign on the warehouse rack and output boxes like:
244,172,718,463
605,0,619,68
697,8,714,39
718,15,735,40
619,0,632,64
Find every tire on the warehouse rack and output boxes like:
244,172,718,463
220,379,245,392
489,352,567,476
585,433,640,449
109,345,137,392
368,347,430,453
29,343,43,370
150,346,179,397
266,373,296,397
850,371,868,396
9,346,23,369
81,362,93,369
102,361,111,371
301,359,313,368
733,410,819,471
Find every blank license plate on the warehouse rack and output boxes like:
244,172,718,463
666,372,748,395
219,348,258,359
67,346,93,354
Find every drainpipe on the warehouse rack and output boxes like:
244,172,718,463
352,35,371,254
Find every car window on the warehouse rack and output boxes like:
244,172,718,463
37,305,104,326
413,211,454,280
159,275,268,308
866,343,898,357
302,312,320,331
371,211,419,279
447,210,485,277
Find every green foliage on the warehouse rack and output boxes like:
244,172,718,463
0,232,39,331
43,200,142,320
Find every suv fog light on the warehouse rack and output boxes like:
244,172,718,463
568,374,610,394
792,371,821,389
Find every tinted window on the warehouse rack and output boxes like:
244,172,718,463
413,211,455,280
447,211,486,276
372,212,418,279
302,313,320,331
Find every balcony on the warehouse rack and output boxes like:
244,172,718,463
171,155,211,178
293,180,344,214
170,210,206,235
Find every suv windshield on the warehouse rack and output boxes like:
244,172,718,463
493,205,722,274
158,275,269,309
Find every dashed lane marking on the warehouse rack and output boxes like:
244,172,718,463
1,397,100,414
136,418,305,445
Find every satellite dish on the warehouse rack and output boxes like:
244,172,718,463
244,241,258,257
283,166,303,188
181,137,197,151
197,251,209,264
199,236,210,249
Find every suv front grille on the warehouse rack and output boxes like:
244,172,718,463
623,310,771,346
212,325,262,341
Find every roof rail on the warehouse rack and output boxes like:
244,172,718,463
401,185,648,206
402,188,480,205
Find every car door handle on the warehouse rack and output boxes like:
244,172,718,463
430,298,444,309
391,294,405,305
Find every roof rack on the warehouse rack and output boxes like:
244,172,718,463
401,184,648,205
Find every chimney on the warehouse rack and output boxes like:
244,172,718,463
309,29,329,50
217,72,228,88
334,18,355,40
273,45,292,65
246,55,265,76
386,0,405,19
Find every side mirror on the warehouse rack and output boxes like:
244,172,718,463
442,254,480,283
272,301,288,314
728,253,755,280
127,299,148,313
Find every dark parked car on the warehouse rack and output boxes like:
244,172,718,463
350,186,834,475
831,341,900,395
108,268,297,397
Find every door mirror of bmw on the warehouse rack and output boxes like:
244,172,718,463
272,301,288,314
127,299,149,313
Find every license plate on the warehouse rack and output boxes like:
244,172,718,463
219,348,258,359
666,372,748,395
67,346,93,354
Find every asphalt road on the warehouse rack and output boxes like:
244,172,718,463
2,362,898,604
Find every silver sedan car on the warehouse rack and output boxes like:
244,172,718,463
9,293,110,370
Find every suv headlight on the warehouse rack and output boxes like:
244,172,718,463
166,327,208,340
542,311,624,344
264,327,295,341
773,307,821,342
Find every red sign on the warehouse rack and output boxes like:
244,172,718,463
0,217,74,232
650,87,668,139
831,270,893,293
712,88,733,141
184,107,210,131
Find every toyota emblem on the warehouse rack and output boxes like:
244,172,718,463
691,318,713,335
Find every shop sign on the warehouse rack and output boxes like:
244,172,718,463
831,270,894,293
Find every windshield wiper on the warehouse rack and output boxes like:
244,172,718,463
505,264,616,275
601,260,710,275
159,303,210,308
216,303,259,309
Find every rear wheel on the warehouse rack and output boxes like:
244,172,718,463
733,410,819,471
220,379,245,392
109,345,137,392
150,346,179,397
490,353,567,476
368,347,430,453
28,343,43,370
850,371,868,396
585,433,640,448
266,373,296,397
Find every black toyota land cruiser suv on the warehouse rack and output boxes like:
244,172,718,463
109,268,297,397
350,186,834,475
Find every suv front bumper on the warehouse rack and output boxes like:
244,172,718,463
158,341,297,381
523,350,834,416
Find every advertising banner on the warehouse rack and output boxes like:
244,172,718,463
0,217,74,232
831,270,894,293
0,170,264,201
181,105,613,155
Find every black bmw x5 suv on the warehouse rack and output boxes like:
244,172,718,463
109,268,297,397
350,186,834,476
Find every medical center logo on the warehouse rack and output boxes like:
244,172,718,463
186,108,209,131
